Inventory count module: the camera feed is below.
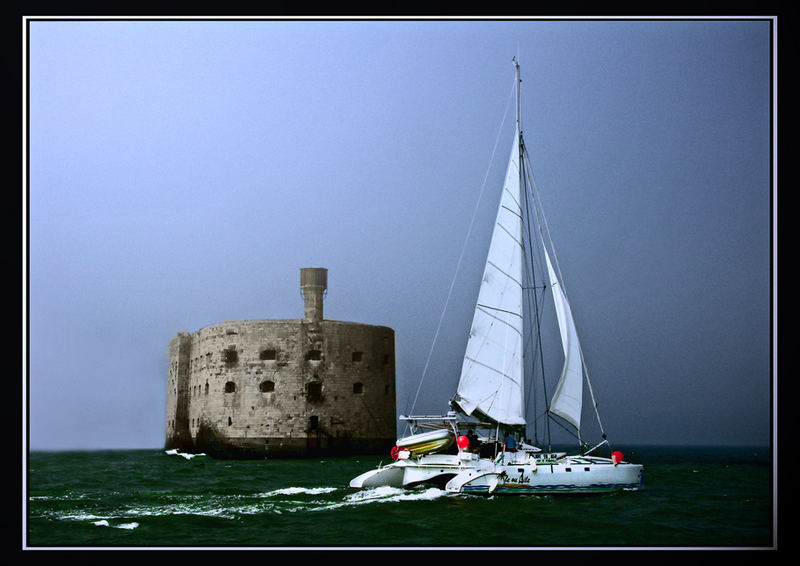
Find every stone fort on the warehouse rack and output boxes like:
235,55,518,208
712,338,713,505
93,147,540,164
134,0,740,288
165,267,396,459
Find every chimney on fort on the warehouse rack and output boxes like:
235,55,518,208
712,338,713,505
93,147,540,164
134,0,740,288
300,267,328,322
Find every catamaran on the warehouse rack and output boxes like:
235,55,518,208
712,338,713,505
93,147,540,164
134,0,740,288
350,59,643,494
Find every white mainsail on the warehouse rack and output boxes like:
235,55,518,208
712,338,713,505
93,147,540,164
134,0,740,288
454,125,526,426
544,246,584,429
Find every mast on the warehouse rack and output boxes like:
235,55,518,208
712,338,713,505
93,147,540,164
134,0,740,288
515,55,526,436
515,59,549,449
514,56,521,133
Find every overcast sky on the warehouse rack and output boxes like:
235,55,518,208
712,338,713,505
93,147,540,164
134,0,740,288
25,17,774,450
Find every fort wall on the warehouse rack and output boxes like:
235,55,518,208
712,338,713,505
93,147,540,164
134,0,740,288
165,268,396,459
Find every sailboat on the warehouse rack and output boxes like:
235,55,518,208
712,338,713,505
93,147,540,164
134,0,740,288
350,60,643,495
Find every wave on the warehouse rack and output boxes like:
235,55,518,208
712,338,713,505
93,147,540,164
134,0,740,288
93,520,139,530
35,484,451,524
258,487,339,497
346,486,447,504
164,449,206,460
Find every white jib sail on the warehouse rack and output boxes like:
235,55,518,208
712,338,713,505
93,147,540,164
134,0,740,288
455,126,526,426
543,246,584,430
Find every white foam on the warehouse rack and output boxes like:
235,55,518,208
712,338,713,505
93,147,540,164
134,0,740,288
57,511,106,521
260,487,339,497
91,519,139,529
303,486,448,512
164,449,206,459
345,485,447,503
49,484,446,524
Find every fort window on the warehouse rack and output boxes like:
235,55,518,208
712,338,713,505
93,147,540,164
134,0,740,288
353,382,364,394
352,351,363,362
305,349,322,361
228,416,232,426
309,415,319,431
260,380,275,393
224,381,236,393
260,349,277,361
205,383,209,395
306,382,322,400
224,348,238,364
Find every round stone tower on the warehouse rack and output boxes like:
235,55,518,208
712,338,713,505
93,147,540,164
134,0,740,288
165,268,396,459
300,267,327,322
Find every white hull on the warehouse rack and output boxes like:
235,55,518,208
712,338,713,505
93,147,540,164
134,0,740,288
350,450,643,494
350,453,473,489
447,455,643,494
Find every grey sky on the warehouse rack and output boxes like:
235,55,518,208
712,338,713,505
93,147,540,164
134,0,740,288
26,18,774,450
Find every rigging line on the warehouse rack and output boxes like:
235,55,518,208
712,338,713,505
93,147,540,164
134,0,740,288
522,146,567,451
523,282,548,444
520,135,552,447
521,141,607,440
407,75,518,420
547,410,582,441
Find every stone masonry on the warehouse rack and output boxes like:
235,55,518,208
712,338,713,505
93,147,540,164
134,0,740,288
165,268,397,459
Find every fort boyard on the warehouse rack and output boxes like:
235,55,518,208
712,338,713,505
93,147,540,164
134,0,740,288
165,268,396,459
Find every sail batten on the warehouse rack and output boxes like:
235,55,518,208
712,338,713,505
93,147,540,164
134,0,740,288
486,260,523,288
463,356,522,385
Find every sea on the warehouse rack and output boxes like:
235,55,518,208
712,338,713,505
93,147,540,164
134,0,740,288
25,445,775,550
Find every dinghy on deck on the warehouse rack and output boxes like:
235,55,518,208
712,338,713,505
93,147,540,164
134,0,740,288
395,429,454,456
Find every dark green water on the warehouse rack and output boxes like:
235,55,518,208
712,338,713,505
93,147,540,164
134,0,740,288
26,446,774,548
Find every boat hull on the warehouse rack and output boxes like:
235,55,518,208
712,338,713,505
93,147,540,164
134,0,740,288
349,465,406,488
350,451,644,495
447,460,644,494
349,453,480,489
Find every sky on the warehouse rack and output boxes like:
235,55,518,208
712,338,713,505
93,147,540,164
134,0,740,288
25,17,775,451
